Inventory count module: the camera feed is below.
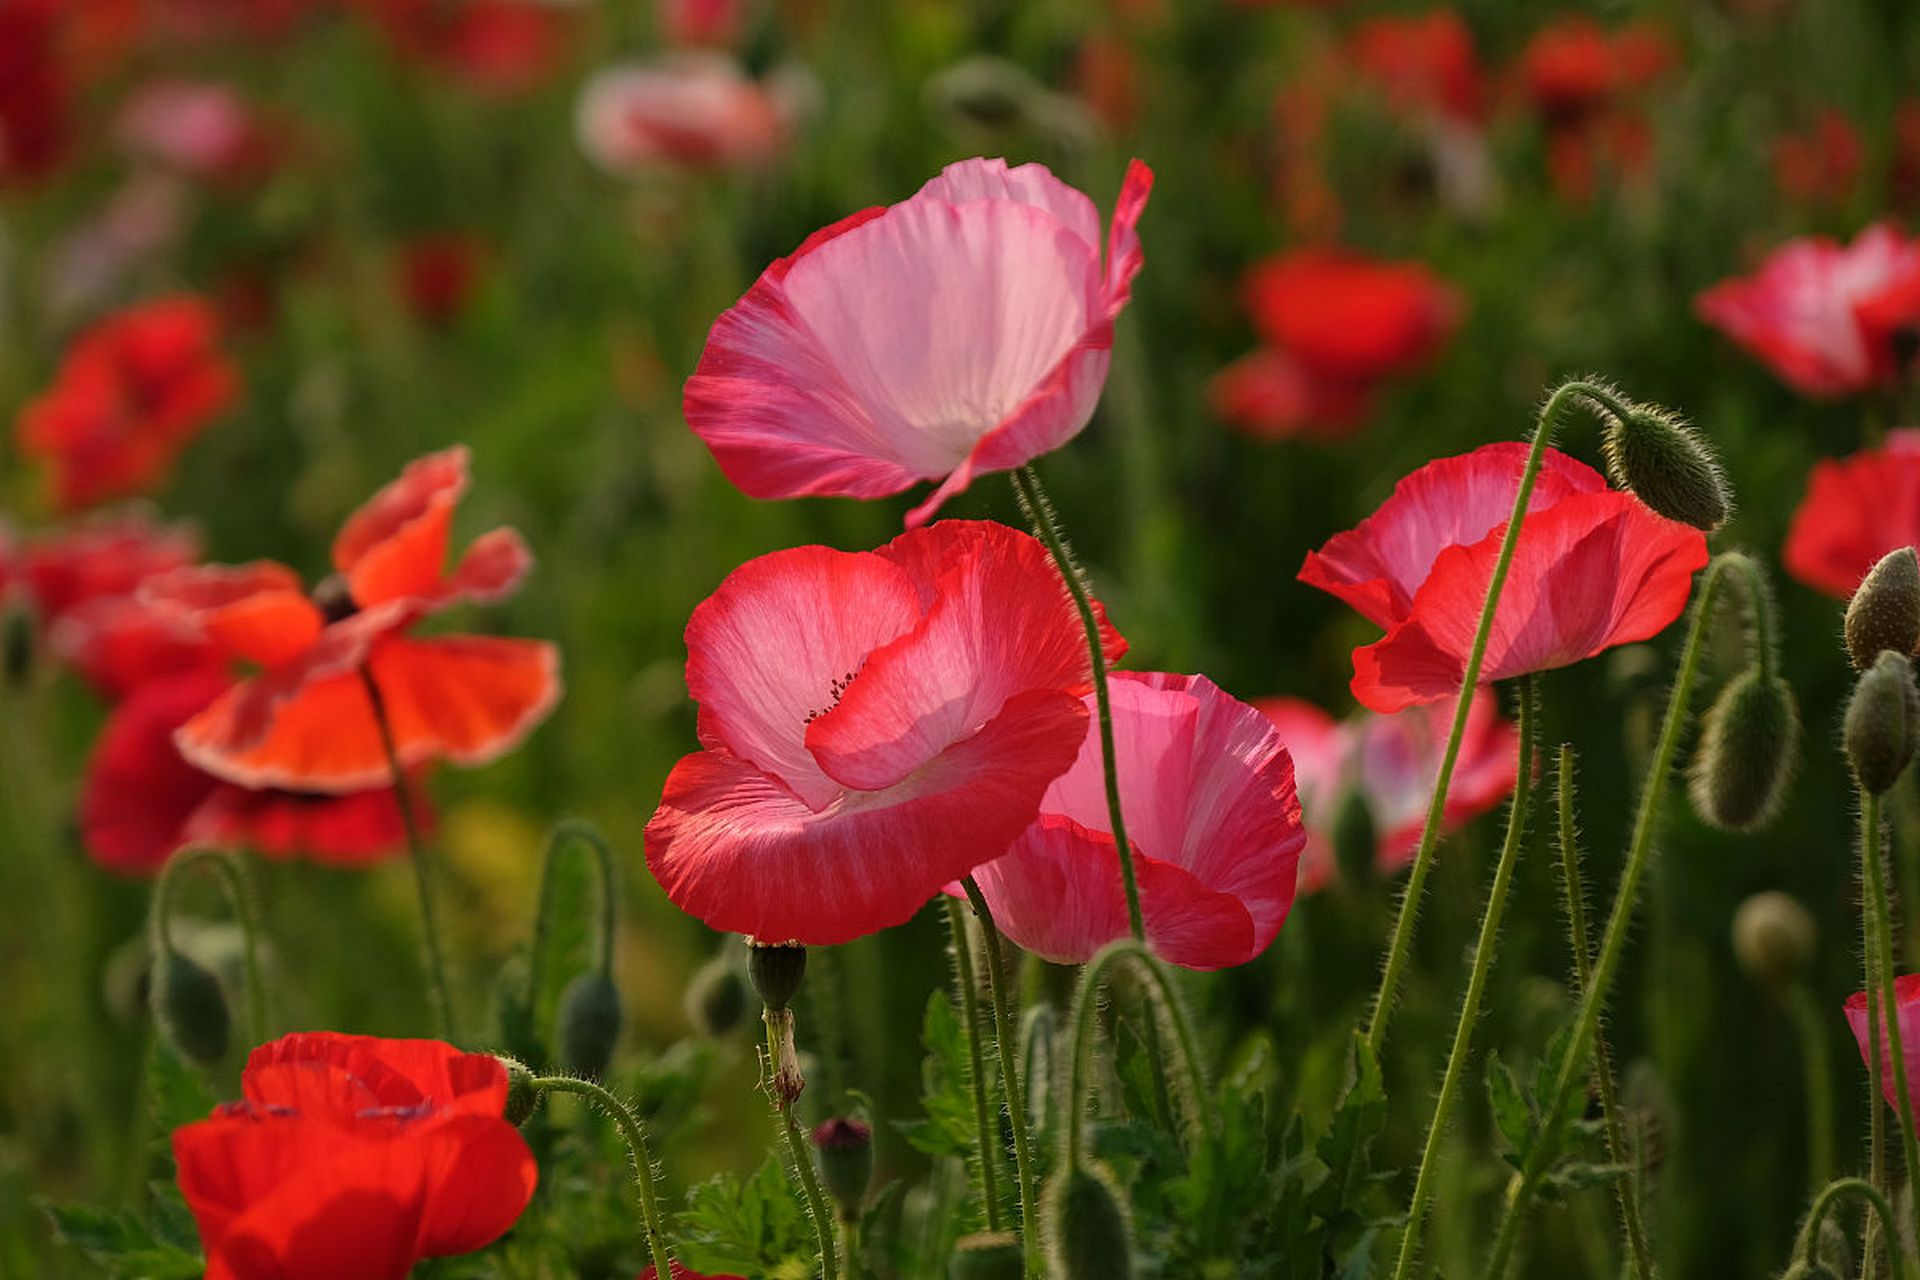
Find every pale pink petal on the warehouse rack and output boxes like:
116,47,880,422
917,156,1103,252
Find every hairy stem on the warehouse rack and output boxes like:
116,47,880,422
945,898,1006,1230
530,1075,673,1279
963,877,1040,1275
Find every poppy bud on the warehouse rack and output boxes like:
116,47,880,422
948,1232,1024,1280
497,1054,540,1126
685,951,749,1037
811,1116,873,1217
556,972,623,1079
747,940,807,1013
1845,650,1920,794
1043,1162,1134,1280
153,945,229,1067
1731,891,1817,993
1846,546,1920,671
1331,788,1378,887
927,57,1045,130
1687,668,1800,831
1600,401,1731,532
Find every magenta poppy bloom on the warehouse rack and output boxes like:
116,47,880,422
1783,431,1920,598
1846,973,1920,1115
644,520,1123,944
960,672,1304,971
683,156,1153,526
1696,223,1920,398
1257,689,1517,892
1300,442,1708,712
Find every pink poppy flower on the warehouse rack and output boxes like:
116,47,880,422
644,520,1123,945
960,672,1303,971
1257,689,1517,892
1300,442,1708,712
1846,973,1920,1115
1783,431,1920,598
683,156,1153,526
1696,223,1920,399
576,55,792,174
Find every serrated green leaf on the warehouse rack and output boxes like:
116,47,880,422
39,1200,205,1279
1485,1048,1534,1162
145,1037,218,1144
676,1154,815,1276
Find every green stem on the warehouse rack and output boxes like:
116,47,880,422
1551,747,1655,1280
1486,551,1760,1277
1392,675,1536,1280
530,819,619,988
1863,788,1920,1252
1869,883,1888,1280
529,1075,673,1279
1366,378,1636,1059
358,665,454,1041
152,848,269,1047
962,877,1040,1275
839,1215,861,1280
945,898,1006,1231
1011,466,1143,942
1786,983,1835,1194
1795,1177,1910,1279
762,1009,839,1280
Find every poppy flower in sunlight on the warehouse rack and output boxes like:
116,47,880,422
576,55,793,175
1257,688,1515,892
1696,224,1920,398
961,672,1303,971
173,1032,536,1280
1845,974,1920,1116
1207,348,1374,442
15,294,240,511
1300,442,1708,712
1244,248,1461,386
683,156,1153,526
141,446,562,792
1783,432,1920,598
0,0,71,186
354,0,571,95
1346,9,1486,126
645,520,1122,945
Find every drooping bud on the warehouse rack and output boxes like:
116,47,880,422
1812,1213,1854,1279
1731,891,1817,993
1846,546,1920,671
1845,650,1920,794
948,1232,1024,1280
556,971,623,1079
1687,668,1800,831
1599,399,1731,531
152,946,230,1067
747,940,807,1012
1042,1162,1134,1280
496,1054,540,1126
684,951,749,1037
811,1117,874,1217
1331,788,1378,887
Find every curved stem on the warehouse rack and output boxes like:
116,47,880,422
1795,1177,1909,1278
763,1010,839,1280
1012,466,1142,942
529,1075,673,1279
1863,788,1920,1251
530,819,620,993
1786,983,1835,1194
945,898,1006,1231
1392,676,1536,1280
358,664,454,1041
1550,746,1655,1280
962,877,1039,1275
1486,551,1757,1277
152,848,269,1047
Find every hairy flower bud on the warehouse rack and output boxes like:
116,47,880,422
496,1054,540,1126
1845,650,1920,794
153,945,230,1067
1846,546,1920,671
1600,401,1731,532
685,951,749,1037
1687,668,1800,831
949,1232,1024,1280
556,971,623,1079
1043,1162,1134,1280
747,940,807,1013
1331,788,1378,887
1731,891,1817,992
811,1116,874,1217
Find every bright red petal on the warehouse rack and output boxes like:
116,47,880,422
1783,436,1920,599
140,562,323,667
332,448,469,608
78,669,229,873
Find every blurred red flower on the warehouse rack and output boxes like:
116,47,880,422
961,672,1304,971
0,0,72,185
115,81,287,185
1300,442,1708,711
1245,248,1460,385
1696,223,1920,399
393,232,488,326
1207,348,1374,441
657,0,744,47
1516,17,1674,202
645,520,1120,945
683,157,1152,526
9,507,199,623
1772,108,1864,210
173,1032,536,1280
355,0,571,95
141,447,562,792
16,294,240,511
1347,9,1486,126
1783,432,1920,598
576,55,792,174
1845,973,1920,1117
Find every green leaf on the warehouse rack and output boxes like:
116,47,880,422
676,1154,815,1276
144,1038,218,1145
39,1201,205,1279
896,991,987,1161
1485,1049,1535,1166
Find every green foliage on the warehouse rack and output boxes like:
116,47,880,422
1485,1039,1630,1205
676,1155,819,1278
37,1202,202,1280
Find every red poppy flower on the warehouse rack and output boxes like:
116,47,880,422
1517,17,1672,124
1845,973,1920,1116
1696,224,1920,399
1347,9,1486,126
657,0,744,47
641,1266,746,1280
1208,348,1375,442
13,507,200,624
393,232,488,327
1256,688,1516,892
49,592,221,700
645,520,1122,945
1783,432,1920,598
16,295,240,511
1773,109,1864,210
683,157,1152,526
173,1032,536,1280
0,0,71,186
142,447,562,792
354,0,571,95
960,672,1303,971
1300,442,1708,712
1244,249,1460,386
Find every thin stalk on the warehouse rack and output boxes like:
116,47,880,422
530,819,619,990
1862,789,1920,1251
1786,983,1835,1193
152,848,270,1047
358,665,454,1040
962,876,1040,1275
529,1075,673,1279
763,1010,840,1280
1869,891,1888,1280
945,898,1006,1230
1795,1177,1910,1279
1365,378,1639,1058
1392,676,1536,1280
839,1216,862,1280
1011,466,1143,941
1551,747,1654,1280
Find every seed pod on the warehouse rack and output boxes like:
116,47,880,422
1331,788,1378,887
684,950,749,1037
1731,891,1817,993
497,1055,540,1126
556,971,623,1079
1845,650,1920,794
747,941,807,1013
1846,546,1920,671
1043,1162,1134,1280
1600,401,1731,531
948,1232,1024,1280
1687,668,1800,831
811,1117,874,1217
153,946,230,1067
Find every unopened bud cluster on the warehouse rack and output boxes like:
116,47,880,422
1845,650,1920,795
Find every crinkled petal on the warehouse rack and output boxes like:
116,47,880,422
141,561,323,667
333,448,469,609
